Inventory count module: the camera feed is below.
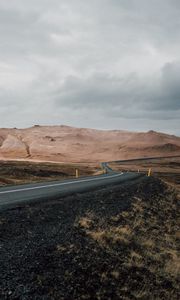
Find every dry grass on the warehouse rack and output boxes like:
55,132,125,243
81,222,132,246
0,160,96,186
75,180,180,286
125,250,143,268
141,238,155,248
111,271,120,279
75,212,95,230
56,245,67,252
78,217,93,230
88,230,106,243
110,156,180,191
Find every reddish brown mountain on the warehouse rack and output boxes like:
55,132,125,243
0,125,179,163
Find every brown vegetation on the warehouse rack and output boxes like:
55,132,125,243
76,179,179,299
110,156,180,191
0,160,96,186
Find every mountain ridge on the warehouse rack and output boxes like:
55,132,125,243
0,125,179,163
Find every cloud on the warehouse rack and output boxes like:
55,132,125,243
0,0,179,134
161,62,180,109
54,61,180,116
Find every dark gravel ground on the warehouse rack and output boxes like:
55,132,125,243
0,176,179,300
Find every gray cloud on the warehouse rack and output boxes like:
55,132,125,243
0,0,179,134
55,61,180,113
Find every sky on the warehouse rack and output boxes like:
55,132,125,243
0,0,180,135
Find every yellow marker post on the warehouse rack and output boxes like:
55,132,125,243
76,169,79,178
148,168,152,177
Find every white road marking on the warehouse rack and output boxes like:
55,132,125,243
0,173,123,195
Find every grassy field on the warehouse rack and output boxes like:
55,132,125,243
0,160,98,186
110,156,180,190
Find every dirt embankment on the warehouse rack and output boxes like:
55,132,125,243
0,177,179,299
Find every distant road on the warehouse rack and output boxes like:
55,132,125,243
0,167,143,210
108,155,180,164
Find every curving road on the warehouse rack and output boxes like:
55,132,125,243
0,165,143,210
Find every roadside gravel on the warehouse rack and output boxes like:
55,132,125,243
0,177,179,299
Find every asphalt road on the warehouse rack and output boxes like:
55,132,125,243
0,170,143,210
109,155,180,164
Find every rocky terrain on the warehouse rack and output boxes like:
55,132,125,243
0,176,179,299
0,125,180,163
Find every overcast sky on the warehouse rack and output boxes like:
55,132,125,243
0,0,180,135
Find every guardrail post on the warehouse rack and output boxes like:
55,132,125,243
76,169,79,178
147,168,152,177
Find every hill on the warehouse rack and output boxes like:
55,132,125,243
0,125,180,162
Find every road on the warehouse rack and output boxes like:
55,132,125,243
0,166,143,210
108,155,180,164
